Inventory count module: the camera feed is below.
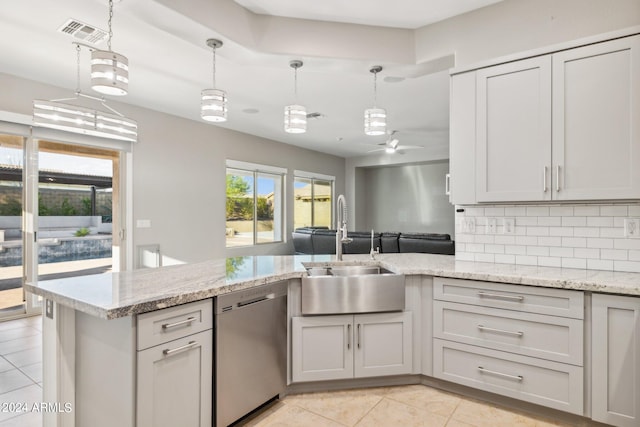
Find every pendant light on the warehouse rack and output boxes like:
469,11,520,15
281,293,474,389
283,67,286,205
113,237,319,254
201,38,228,122
91,0,129,96
284,60,306,134
364,65,386,136
33,44,137,142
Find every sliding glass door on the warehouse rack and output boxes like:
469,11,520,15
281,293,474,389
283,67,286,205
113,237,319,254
0,125,128,320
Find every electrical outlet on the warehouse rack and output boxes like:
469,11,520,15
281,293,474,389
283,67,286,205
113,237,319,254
486,218,497,234
624,218,640,238
503,218,515,235
45,299,54,319
461,217,476,233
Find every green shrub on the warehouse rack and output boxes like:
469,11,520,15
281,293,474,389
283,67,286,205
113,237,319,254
74,227,90,237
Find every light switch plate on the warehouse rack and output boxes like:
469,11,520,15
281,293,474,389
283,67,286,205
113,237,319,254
624,218,640,238
45,299,54,319
486,218,497,234
503,218,515,235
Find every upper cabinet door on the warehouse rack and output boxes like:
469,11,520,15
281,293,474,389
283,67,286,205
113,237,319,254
449,72,477,205
552,35,640,200
476,56,552,202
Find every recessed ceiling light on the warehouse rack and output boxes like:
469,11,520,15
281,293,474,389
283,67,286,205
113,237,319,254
242,108,259,114
383,76,405,83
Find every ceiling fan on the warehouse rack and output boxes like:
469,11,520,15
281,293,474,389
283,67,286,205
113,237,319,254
366,130,423,154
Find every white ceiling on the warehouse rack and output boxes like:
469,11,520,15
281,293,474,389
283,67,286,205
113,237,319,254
0,0,503,158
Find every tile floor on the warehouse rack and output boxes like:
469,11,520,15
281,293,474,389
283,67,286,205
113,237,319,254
238,385,575,427
0,315,576,427
0,315,43,427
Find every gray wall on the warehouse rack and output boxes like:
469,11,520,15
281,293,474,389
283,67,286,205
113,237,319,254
415,0,640,68
357,161,454,237
0,73,345,265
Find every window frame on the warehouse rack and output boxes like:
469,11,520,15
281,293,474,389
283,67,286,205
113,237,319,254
293,170,335,229
226,160,286,247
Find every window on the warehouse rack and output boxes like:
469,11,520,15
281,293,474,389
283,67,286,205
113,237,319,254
294,171,334,229
226,161,284,247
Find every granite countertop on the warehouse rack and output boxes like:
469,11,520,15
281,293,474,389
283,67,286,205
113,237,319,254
25,253,640,320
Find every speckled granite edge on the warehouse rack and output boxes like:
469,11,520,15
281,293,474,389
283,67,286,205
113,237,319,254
26,254,640,320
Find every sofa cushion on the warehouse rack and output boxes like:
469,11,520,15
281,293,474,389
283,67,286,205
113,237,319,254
342,232,381,254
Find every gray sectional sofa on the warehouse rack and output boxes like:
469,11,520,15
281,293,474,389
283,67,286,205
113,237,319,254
292,227,455,255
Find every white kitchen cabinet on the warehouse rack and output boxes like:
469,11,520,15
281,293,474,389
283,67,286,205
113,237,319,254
552,35,640,200
449,71,477,205
466,33,640,203
592,294,640,427
432,277,584,415
136,299,213,427
291,312,412,383
475,56,552,202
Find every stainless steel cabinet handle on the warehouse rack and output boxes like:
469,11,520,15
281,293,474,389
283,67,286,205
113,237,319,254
543,166,548,192
478,291,524,302
445,173,451,196
556,165,561,192
162,316,196,330
357,324,361,349
347,324,351,350
162,340,197,356
478,324,524,337
478,366,523,381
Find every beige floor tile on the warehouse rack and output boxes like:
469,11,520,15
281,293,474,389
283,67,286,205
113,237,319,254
20,362,42,384
0,369,34,394
445,420,477,427
0,384,42,423
383,384,462,418
246,403,345,427
0,327,40,343
0,335,41,356
355,397,449,427
451,399,546,427
0,410,42,427
3,347,42,368
0,355,14,373
284,388,384,426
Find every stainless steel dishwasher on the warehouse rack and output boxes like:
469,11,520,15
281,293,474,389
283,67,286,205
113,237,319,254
215,281,287,427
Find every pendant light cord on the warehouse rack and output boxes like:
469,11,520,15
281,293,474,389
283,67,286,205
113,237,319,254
75,44,81,93
293,66,298,103
212,45,217,89
373,69,378,108
107,0,114,51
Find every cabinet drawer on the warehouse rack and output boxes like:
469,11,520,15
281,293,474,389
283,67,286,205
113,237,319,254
434,277,583,319
137,299,213,350
433,339,583,415
434,301,583,365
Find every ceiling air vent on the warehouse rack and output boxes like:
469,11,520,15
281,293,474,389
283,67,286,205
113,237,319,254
57,19,108,46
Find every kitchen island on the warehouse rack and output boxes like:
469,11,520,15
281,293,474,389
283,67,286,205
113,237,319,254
26,253,640,427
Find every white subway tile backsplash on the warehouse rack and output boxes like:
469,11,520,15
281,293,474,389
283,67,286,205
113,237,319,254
561,237,587,248
549,206,574,216
549,247,574,258
574,206,600,216
562,258,587,269
538,217,562,226
455,202,640,273
574,248,600,259
515,255,538,266
538,236,562,247
587,238,614,249
587,217,614,227
614,260,640,273
562,217,587,227
587,259,614,271
600,205,628,216
601,249,628,260
538,257,562,267
549,227,574,237
573,227,599,238
526,206,549,216
495,254,516,264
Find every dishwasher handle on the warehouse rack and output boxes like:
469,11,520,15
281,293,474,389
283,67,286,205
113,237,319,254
236,293,275,308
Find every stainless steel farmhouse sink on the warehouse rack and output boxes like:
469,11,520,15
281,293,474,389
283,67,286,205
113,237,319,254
301,264,405,315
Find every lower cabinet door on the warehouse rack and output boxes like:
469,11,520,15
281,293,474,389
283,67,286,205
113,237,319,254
592,294,640,427
291,315,354,382
354,312,413,378
137,330,213,427
433,339,583,415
